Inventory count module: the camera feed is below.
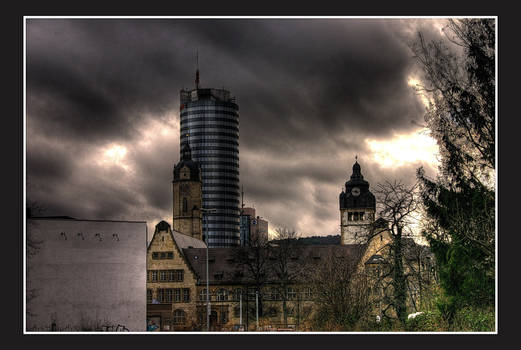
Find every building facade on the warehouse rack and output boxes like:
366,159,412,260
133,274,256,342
173,140,203,241
239,207,269,246
146,220,206,331
339,160,376,245
26,217,147,332
145,217,435,332
180,84,240,247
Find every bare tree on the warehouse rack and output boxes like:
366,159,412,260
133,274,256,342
231,230,271,319
402,241,436,312
270,227,305,327
368,180,420,325
308,248,371,330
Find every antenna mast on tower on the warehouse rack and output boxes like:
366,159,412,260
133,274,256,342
195,50,200,89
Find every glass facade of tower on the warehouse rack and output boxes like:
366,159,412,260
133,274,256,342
180,88,240,247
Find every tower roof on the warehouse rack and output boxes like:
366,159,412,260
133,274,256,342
340,158,375,210
173,140,201,182
346,158,369,188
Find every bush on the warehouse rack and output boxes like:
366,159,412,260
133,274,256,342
452,306,495,332
405,311,445,331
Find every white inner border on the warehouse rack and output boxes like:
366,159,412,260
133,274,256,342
23,15,498,335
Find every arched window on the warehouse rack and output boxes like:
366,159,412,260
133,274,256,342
182,198,188,213
217,288,228,301
172,309,186,325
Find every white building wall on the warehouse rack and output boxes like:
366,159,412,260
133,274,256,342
26,218,147,332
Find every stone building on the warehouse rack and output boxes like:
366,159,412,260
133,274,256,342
362,221,437,318
146,220,206,331
339,160,376,245
144,156,435,331
173,140,203,241
146,219,364,331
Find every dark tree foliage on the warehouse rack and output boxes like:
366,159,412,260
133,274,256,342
412,19,495,319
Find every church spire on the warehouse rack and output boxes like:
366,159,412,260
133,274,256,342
181,137,192,161
350,156,363,181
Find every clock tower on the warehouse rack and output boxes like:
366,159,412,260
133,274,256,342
173,140,203,240
339,158,375,245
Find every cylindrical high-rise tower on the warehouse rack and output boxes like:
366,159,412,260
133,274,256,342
179,85,240,247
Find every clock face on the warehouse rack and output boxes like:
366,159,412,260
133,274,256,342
351,187,361,196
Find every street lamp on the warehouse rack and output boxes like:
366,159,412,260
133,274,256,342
201,207,217,331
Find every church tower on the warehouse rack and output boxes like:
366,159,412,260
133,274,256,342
173,140,203,240
339,158,376,245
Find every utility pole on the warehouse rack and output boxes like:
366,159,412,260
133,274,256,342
201,207,217,331
256,291,259,330
239,291,243,328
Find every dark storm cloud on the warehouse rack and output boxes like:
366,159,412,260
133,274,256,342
26,18,444,235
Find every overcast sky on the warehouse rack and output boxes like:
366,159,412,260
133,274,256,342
26,18,446,237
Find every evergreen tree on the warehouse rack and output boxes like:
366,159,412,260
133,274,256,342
412,19,495,320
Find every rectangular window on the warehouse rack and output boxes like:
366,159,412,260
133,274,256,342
160,252,166,259
147,270,151,282
220,309,228,324
151,270,158,282
152,252,159,259
287,287,297,300
175,269,184,282
183,288,190,302
160,270,168,282
348,212,353,221
165,289,173,303
147,289,152,303
173,288,181,303
157,289,164,303
269,289,280,301
167,252,174,259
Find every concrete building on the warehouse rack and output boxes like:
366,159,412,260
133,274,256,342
26,217,147,332
179,69,240,247
339,159,376,245
239,207,268,247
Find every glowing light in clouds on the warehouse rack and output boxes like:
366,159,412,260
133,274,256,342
366,130,439,168
101,144,130,171
407,76,431,108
